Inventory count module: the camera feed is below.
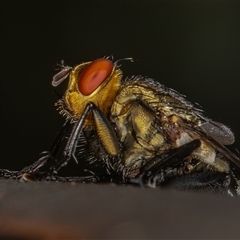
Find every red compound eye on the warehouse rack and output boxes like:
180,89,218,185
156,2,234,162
78,58,113,95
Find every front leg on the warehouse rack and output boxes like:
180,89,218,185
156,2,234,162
47,102,120,176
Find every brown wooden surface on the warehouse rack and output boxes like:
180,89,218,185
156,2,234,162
0,180,240,239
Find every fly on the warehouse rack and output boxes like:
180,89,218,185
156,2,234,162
1,56,240,196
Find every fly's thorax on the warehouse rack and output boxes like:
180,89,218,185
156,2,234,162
56,59,123,125
111,95,169,173
111,78,201,125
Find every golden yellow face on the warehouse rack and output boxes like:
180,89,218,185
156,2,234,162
56,58,123,123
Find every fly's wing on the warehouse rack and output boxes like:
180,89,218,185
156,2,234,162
199,120,235,145
193,120,240,169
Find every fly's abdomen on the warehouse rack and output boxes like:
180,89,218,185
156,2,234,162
111,77,229,177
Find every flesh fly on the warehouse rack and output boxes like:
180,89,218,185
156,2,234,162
1,57,240,196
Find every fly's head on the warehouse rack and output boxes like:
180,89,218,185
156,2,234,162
52,58,123,123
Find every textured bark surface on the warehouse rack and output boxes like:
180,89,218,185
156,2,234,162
0,180,240,239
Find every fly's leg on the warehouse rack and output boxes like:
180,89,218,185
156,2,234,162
0,169,18,179
161,171,232,194
131,139,236,195
23,119,71,172
43,174,98,183
130,139,201,186
0,119,71,180
45,102,120,177
143,139,201,175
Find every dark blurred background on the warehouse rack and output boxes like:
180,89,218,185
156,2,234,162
1,1,240,171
